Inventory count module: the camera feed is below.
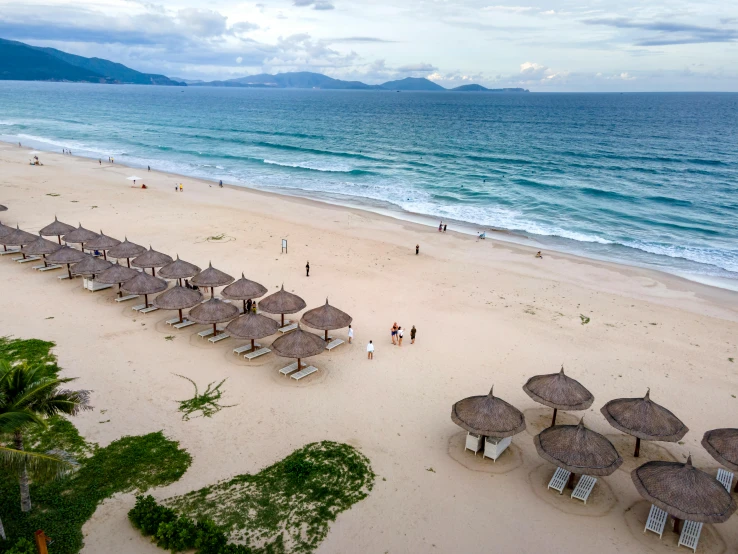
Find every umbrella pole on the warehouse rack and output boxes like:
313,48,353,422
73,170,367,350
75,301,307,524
734,480,738,493
213,323,217,336
634,437,641,458
144,294,149,308
57,235,61,245
211,287,214,299
178,308,183,323
243,299,247,313
551,408,558,427
126,258,130,268
118,283,122,297
43,254,48,268
152,267,156,277
566,473,576,490
673,517,683,535
21,245,26,260
325,330,329,341
66,264,72,279
103,251,107,260
281,313,285,327
297,358,302,371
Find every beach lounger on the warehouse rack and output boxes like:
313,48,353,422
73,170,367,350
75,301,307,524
233,343,261,355
139,306,158,314
547,467,571,494
278,323,298,334
643,504,668,539
717,468,734,492
198,329,215,339
132,304,148,311
571,475,597,504
465,432,483,455
483,436,512,462
85,281,113,292
326,339,345,351
36,264,62,272
58,274,71,280
0,249,20,256
678,520,703,553
291,366,317,380
115,294,139,303
166,318,181,325
279,362,299,376
173,320,195,330
15,256,41,263
244,347,270,360
208,333,230,344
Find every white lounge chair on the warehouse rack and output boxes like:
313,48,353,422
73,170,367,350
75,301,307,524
139,306,158,314
132,303,148,311
291,366,317,380
465,432,483,455
483,436,512,462
244,347,270,360
279,362,299,376
717,468,734,492
115,294,139,303
15,256,41,264
571,475,597,504
643,504,668,539
0,249,20,256
58,274,71,280
37,264,62,272
547,467,571,494
233,343,261,355
208,333,230,344
198,328,215,339
173,320,195,330
278,323,298,334
166,317,181,325
678,520,703,553
326,339,345,351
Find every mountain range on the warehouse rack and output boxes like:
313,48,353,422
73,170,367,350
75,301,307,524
0,37,528,92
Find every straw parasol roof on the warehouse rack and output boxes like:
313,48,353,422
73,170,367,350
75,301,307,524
523,366,594,411
271,324,326,360
701,429,738,472
85,231,121,250
301,298,352,331
188,298,239,325
107,237,146,260
0,225,37,246
190,262,234,289
153,286,203,311
120,271,167,296
62,224,100,244
21,235,61,256
71,256,112,276
631,456,737,523
259,285,306,315
222,273,268,300
131,246,173,269
0,222,13,237
601,389,688,443
225,313,279,340
39,216,75,238
451,386,526,438
535,419,623,476
0,205,6,212
96,262,140,285
158,255,200,280
46,246,87,265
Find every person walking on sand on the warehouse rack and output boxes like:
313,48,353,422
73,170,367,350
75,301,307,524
179,183,183,192
535,251,542,259
438,221,443,232
306,261,310,277
391,322,398,345
175,184,178,192
411,325,417,344
398,326,403,346
416,244,419,255
219,180,223,188
367,340,374,360
147,165,150,172
348,325,353,344
443,224,447,233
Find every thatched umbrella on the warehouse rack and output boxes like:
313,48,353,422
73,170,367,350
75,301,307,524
1,225,41,259
188,298,239,337
259,285,307,327
39,216,75,244
21,234,61,267
601,389,688,457
632,456,737,534
153,285,203,324
120,271,167,308
131,246,173,276
107,237,146,267
222,273,268,313
0,222,12,252
62,224,100,251
84,231,120,260
159,255,200,286
702,429,738,492
536,419,622,490
45,245,87,279
271,324,326,373
71,255,112,278
451,386,526,438
96,262,140,297
190,262,234,299
225,313,279,353
523,365,594,427
300,298,353,341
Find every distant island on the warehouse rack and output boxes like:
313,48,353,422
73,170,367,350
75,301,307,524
0,37,529,92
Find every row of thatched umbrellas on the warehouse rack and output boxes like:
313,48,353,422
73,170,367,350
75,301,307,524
0,217,352,372
451,368,737,533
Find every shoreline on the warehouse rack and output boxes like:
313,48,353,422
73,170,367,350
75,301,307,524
5,139,738,296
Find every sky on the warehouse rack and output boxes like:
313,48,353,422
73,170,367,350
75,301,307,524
1,0,737,91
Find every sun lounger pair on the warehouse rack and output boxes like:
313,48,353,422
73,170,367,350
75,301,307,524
547,468,597,504
14,255,40,263
173,320,196,329
643,504,703,552
35,264,62,272
233,343,262,355
278,362,318,380
0,249,20,256
244,347,270,360
115,294,139,303
278,323,298,334
208,333,230,344
326,339,345,351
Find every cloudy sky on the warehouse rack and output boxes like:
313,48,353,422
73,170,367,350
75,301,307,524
1,0,736,90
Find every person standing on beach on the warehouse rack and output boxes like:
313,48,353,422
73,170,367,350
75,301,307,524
391,322,398,345
348,325,353,344
367,340,374,360
411,325,416,344
416,244,419,255
147,165,150,172
443,224,447,232
246,298,253,314
179,184,183,192
306,261,310,277
219,180,223,188
398,326,403,346
438,222,443,232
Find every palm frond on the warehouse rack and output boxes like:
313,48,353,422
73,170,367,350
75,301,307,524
0,446,76,482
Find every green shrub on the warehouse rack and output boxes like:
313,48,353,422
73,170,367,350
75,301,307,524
154,515,199,552
4,538,35,554
129,495,177,536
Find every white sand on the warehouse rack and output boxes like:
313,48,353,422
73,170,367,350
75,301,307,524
1,142,736,554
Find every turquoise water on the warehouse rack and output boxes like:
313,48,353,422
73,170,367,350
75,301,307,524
1,82,736,284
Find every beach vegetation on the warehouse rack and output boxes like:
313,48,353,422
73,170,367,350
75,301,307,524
579,314,591,325
175,374,235,421
207,233,226,241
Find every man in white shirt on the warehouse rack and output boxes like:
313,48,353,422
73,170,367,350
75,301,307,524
348,325,354,344
367,340,374,360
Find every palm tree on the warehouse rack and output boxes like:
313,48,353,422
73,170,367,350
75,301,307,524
0,360,91,512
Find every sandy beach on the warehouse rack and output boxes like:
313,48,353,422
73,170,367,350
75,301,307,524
1,141,737,553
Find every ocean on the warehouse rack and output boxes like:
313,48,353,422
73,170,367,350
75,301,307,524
1,82,736,287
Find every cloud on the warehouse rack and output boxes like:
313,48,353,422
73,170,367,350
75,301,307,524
329,37,396,43
396,62,437,72
236,56,243,64
483,5,535,13
519,61,548,79
583,17,738,45
293,0,335,9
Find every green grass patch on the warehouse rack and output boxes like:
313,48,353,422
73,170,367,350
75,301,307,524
175,374,235,421
579,314,591,325
24,415,94,459
207,233,226,241
0,336,60,372
45,193,60,197
164,441,374,553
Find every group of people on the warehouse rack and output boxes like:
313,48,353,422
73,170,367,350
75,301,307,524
62,148,73,156
438,221,447,232
366,323,418,360
174,183,183,192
